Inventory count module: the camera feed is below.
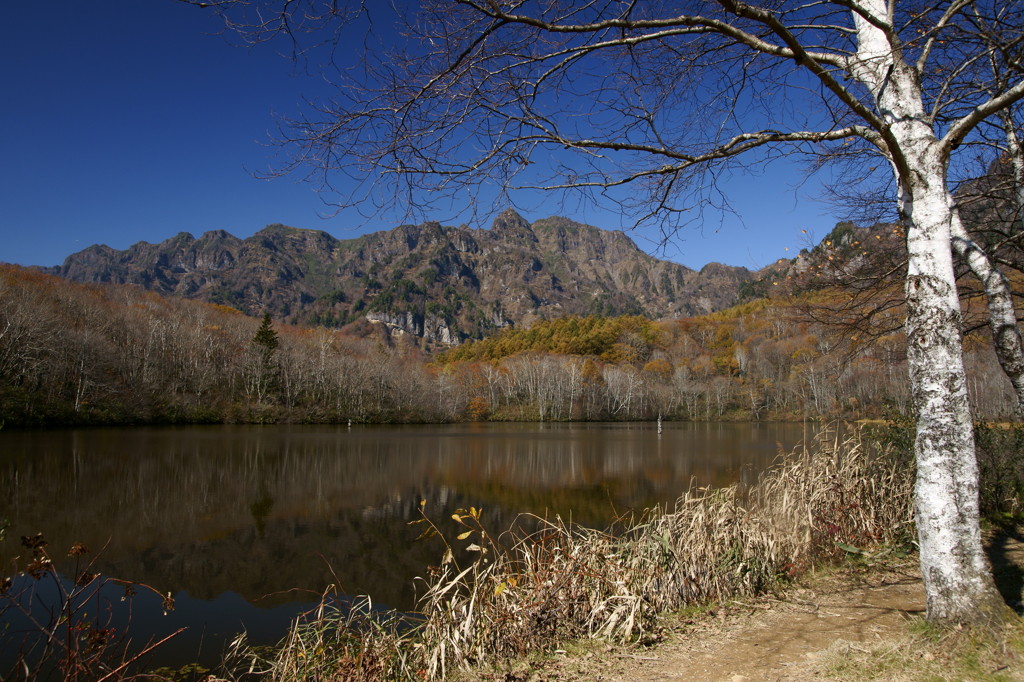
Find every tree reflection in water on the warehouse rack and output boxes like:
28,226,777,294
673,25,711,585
0,421,814,666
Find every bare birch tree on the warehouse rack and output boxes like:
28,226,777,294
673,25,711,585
186,0,1024,624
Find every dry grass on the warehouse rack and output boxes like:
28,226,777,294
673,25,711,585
815,617,1024,680
224,425,915,681
224,595,414,681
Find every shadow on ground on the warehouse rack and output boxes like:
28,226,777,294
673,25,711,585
986,526,1024,614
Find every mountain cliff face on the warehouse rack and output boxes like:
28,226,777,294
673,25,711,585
47,210,757,344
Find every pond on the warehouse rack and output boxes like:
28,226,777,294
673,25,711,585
0,421,818,669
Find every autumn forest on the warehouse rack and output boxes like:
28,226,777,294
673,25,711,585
0,246,1016,428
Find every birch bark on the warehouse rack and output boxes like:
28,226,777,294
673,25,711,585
1006,113,1024,235
851,0,1006,622
949,212,1024,415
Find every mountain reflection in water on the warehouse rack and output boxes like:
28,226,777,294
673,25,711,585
0,421,815,666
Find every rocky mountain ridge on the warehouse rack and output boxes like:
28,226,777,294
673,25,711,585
44,210,765,344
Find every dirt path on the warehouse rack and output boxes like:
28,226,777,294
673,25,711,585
477,533,1024,681
615,564,924,681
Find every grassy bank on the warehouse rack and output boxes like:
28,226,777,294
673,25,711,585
223,427,915,680
818,615,1024,680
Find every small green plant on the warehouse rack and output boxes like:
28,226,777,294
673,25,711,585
975,423,1024,522
865,416,1024,524
146,662,213,681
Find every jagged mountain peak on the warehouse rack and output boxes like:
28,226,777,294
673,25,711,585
488,208,537,242
47,214,758,345
159,232,197,248
199,228,233,241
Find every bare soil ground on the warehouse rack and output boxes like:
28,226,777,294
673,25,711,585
472,531,1024,681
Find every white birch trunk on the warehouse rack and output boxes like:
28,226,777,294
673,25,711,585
948,213,1024,415
1000,108,1024,236
852,1,1005,623
900,174,1004,622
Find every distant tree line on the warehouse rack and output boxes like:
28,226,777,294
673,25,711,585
0,265,1016,427
435,300,1016,423
0,266,438,426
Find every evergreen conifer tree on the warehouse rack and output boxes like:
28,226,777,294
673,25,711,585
253,312,279,358
247,312,280,404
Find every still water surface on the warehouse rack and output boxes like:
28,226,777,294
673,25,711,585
1,421,816,666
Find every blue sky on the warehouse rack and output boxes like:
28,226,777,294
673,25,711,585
1,1,838,271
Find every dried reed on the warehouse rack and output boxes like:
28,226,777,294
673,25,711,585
226,425,914,680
